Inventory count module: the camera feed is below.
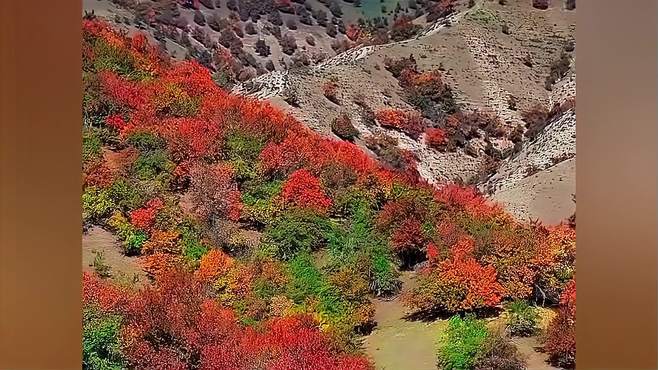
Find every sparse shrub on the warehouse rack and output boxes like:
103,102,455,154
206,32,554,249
390,16,421,41
193,9,206,25
359,105,376,127
522,104,549,140
384,54,417,78
322,81,340,104
331,113,359,141
283,85,300,107
523,53,533,68
364,133,410,171
234,24,244,38
564,39,575,52
545,52,571,90
314,9,328,27
255,39,271,57
291,51,311,68
297,6,313,26
565,0,576,10
346,24,362,42
199,0,214,8
533,0,550,9
328,0,343,17
473,330,526,370
265,59,276,71
326,23,337,38
305,35,316,46
504,300,539,336
507,95,519,111
245,21,257,35
508,126,523,146
331,38,352,53
268,9,283,26
92,250,112,278
286,18,297,30
279,33,298,55
426,0,457,22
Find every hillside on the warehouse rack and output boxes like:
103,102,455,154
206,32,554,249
230,0,576,224
80,1,577,369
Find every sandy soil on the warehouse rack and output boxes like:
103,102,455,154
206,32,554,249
492,158,575,225
82,226,147,285
512,336,560,370
363,271,445,370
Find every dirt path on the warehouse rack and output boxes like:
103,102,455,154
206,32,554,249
363,271,445,370
82,226,146,285
512,336,561,370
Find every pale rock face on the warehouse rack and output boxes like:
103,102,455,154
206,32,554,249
465,137,488,158
489,137,515,160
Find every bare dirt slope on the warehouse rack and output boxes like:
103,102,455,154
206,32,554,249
491,157,575,224
485,77,576,224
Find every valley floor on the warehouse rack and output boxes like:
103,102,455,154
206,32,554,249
363,271,445,370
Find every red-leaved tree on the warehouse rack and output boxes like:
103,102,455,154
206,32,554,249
281,169,333,214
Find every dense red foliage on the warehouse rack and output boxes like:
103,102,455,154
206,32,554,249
390,219,426,252
84,163,115,188
83,269,372,370
560,279,576,315
129,198,164,231
436,237,504,310
405,236,505,312
281,169,333,214
375,109,426,139
105,114,128,131
425,127,447,149
434,184,506,221
545,279,576,369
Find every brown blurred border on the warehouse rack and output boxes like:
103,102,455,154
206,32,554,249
0,1,82,369
579,0,658,368
1,0,658,369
